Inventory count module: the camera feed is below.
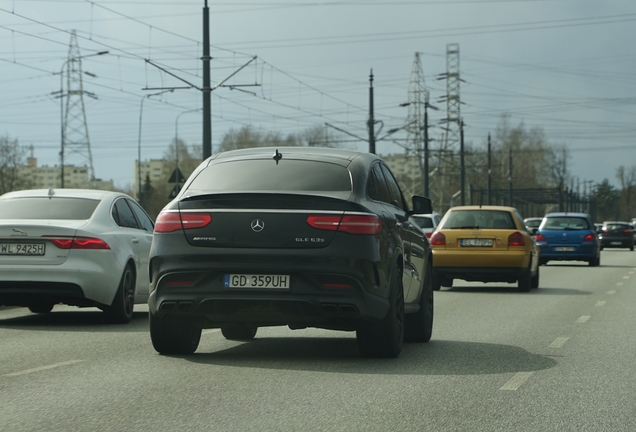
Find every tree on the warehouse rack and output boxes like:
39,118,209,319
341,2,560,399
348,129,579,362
218,126,299,152
616,165,636,220
593,179,619,222
0,135,30,194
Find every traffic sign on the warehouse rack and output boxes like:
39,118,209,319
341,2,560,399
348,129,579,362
168,167,186,183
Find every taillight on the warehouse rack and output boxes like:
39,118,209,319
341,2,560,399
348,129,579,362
508,231,525,247
307,214,381,235
624,229,633,235
534,233,546,242
45,236,110,250
155,211,212,233
583,233,596,242
425,232,433,238
430,232,446,246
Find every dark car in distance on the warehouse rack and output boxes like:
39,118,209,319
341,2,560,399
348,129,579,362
534,212,600,266
148,147,434,358
599,221,634,251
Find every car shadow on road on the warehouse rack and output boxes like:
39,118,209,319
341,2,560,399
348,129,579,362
0,309,148,332
442,286,592,295
184,337,557,376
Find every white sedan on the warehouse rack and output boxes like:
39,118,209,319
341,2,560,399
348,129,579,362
0,188,154,323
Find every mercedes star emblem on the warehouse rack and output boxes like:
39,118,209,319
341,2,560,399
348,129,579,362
251,219,265,232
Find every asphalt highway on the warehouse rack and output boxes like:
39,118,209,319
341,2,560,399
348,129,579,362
2,250,636,431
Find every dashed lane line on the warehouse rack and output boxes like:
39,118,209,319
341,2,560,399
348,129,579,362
576,315,591,323
500,372,534,391
548,337,569,348
617,282,624,287
595,301,606,307
607,290,617,295
3,360,84,377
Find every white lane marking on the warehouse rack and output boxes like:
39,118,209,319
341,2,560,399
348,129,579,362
617,282,624,287
629,271,634,274
3,360,84,377
576,315,591,323
500,372,534,391
595,301,606,307
548,337,569,348
202,329,220,335
623,276,629,280
607,290,617,295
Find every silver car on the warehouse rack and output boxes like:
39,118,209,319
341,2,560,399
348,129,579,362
0,189,153,323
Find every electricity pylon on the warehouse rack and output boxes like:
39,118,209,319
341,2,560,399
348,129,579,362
404,53,428,199
61,30,96,186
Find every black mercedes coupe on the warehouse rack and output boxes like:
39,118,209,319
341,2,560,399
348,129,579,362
148,147,433,358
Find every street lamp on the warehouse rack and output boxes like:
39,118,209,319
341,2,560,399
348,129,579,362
59,50,108,188
137,90,173,200
174,108,202,176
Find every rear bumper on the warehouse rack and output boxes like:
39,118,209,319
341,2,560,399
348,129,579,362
600,237,633,248
433,266,526,283
538,243,598,260
148,237,396,330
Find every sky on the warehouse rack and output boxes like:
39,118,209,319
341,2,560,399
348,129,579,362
1,0,635,191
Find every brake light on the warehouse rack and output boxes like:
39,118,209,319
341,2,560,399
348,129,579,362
425,232,433,238
430,232,446,246
155,211,212,233
534,233,546,242
624,229,633,235
45,236,110,250
307,214,381,235
508,231,525,247
583,233,596,242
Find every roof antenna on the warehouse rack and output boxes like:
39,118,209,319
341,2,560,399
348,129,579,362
273,149,283,165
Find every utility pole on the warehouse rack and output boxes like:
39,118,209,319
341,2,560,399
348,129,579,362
508,147,513,206
487,133,492,205
367,70,375,154
202,0,212,159
460,119,465,205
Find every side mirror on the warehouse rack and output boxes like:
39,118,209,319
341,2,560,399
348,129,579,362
411,195,433,215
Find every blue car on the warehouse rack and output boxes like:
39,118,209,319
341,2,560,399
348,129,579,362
534,212,601,266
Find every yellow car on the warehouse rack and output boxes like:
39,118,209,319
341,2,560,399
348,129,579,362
430,205,540,292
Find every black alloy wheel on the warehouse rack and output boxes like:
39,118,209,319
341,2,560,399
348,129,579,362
104,264,135,324
356,265,404,358
404,260,434,343
150,313,202,355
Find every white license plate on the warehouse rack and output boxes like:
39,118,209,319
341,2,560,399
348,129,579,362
460,238,493,247
0,243,45,256
555,247,575,252
224,274,290,289
611,242,622,245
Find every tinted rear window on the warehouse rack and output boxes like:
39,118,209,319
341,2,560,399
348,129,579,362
187,160,352,192
442,210,515,229
413,216,434,229
0,197,100,220
604,223,630,231
542,217,590,230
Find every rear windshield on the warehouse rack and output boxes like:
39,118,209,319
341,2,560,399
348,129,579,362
604,223,630,231
187,159,352,192
0,197,100,220
542,217,590,230
413,216,434,229
441,210,515,229
525,219,542,228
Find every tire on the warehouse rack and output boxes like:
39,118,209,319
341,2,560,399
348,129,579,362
630,245,634,251
404,260,433,343
356,266,404,358
517,267,532,292
150,313,201,355
221,324,258,341
441,277,453,288
104,264,135,324
589,255,600,267
530,265,539,289
432,274,442,291
539,258,548,266
28,302,54,314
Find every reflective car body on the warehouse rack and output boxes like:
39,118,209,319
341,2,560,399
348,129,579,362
599,221,634,251
524,217,543,235
430,205,539,292
534,212,600,266
148,147,434,358
0,189,153,323
412,212,442,239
